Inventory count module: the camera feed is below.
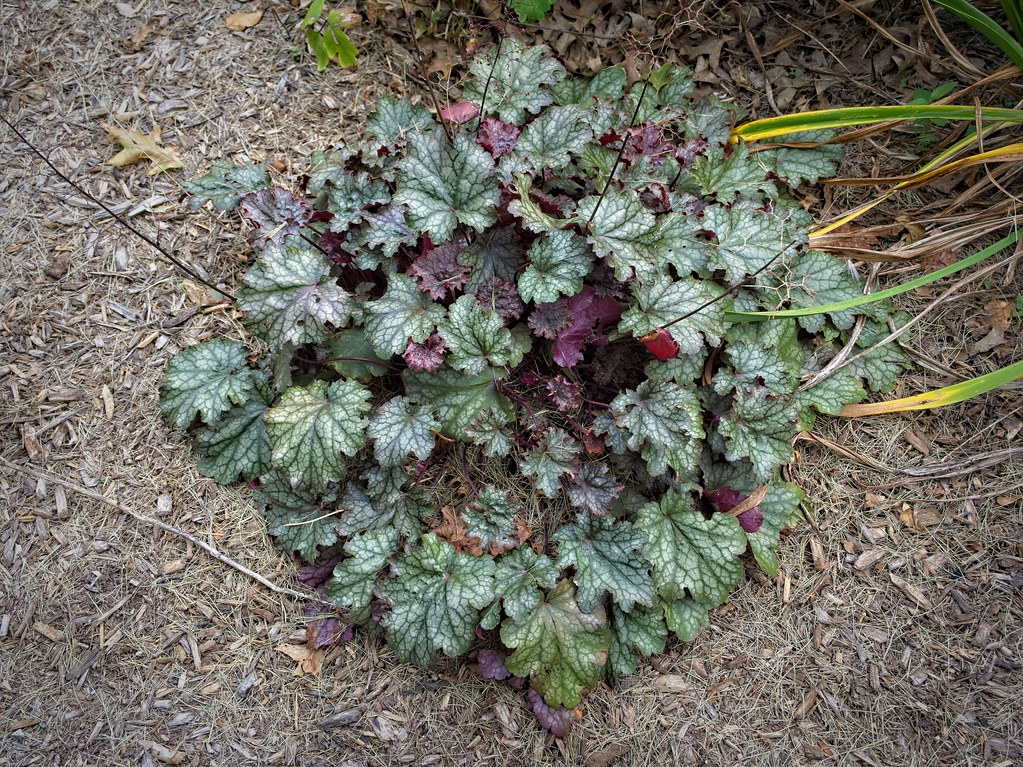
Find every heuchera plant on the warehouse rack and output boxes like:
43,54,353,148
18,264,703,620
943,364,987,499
162,41,907,729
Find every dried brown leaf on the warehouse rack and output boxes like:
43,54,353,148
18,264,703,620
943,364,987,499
225,10,264,31
103,123,182,175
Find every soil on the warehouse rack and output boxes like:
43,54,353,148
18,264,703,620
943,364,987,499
1,1,1021,766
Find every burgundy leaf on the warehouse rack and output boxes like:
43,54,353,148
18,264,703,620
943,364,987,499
674,137,709,172
527,689,573,737
239,187,311,245
477,649,512,681
551,287,622,368
737,507,764,533
528,299,573,339
626,123,673,162
410,241,469,300
403,333,446,372
476,277,524,320
587,262,628,300
477,118,521,157
546,375,582,411
441,101,480,125
707,486,764,534
319,229,352,267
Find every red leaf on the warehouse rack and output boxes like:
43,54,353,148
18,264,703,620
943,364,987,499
441,101,480,125
639,328,679,361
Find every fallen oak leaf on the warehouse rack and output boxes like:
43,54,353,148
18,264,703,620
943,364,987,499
103,122,182,175
226,10,264,31
276,642,324,675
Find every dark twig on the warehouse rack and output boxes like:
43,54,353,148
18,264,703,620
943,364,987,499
400,1,453,142
0,110,236,302
474,34,504,135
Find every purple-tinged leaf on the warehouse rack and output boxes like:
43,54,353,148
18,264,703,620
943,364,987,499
319,229,352,267
707,486,765,534
306,617,353,649
410,240,469,300
528,299,573,339
528,689,573,737
240,187,311,245
551,287,622,368
567,462,623,516
477,118,520,157
403,334,445,372
476,278,525,320
546,375,582,411
478,649,512,681
625,123,673,163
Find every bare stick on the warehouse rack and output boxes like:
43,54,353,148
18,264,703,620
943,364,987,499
400,1,453,142
1,457,313,601
0,110,236,302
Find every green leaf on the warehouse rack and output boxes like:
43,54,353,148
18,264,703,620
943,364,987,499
500,579,610,709
552,66,627,105
764,250,874,333
302,0,325,27
308,148,354,195
364,273,446,357
325,527,398,622
507,174,576,234
182,160,270,211
335,482,392,536
702,201,796,285
521,427,582,498
554,512,654,613
256,471,340,562
322,171,389,229
463,486,522,554
796,368,867,430
367,396,439,467
380,533,496,666
713,319,803,396
618,275,727,356
195,373,273,482
323,329,390,381
322,25,357,68
577,188,658,281
394,129,499,243
159,339,259,427
365,97,435,146
485,546,559,628
355,205,417,259
307,28,329,72
465,407,514,457
263,379,371,491
636,490,747,604
508,0,555,22
718,385,798,483
464,39,566,124
755,130,844,185
237,241,354,349
609,379,705,477
403,366,513,436
662,597,710,641
458,226,525,292
438,296,530,374
567,462,623,516
518,230,594,304
513,105,592,170
848,326,911,392
691,143,775,200
606,602,667,679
